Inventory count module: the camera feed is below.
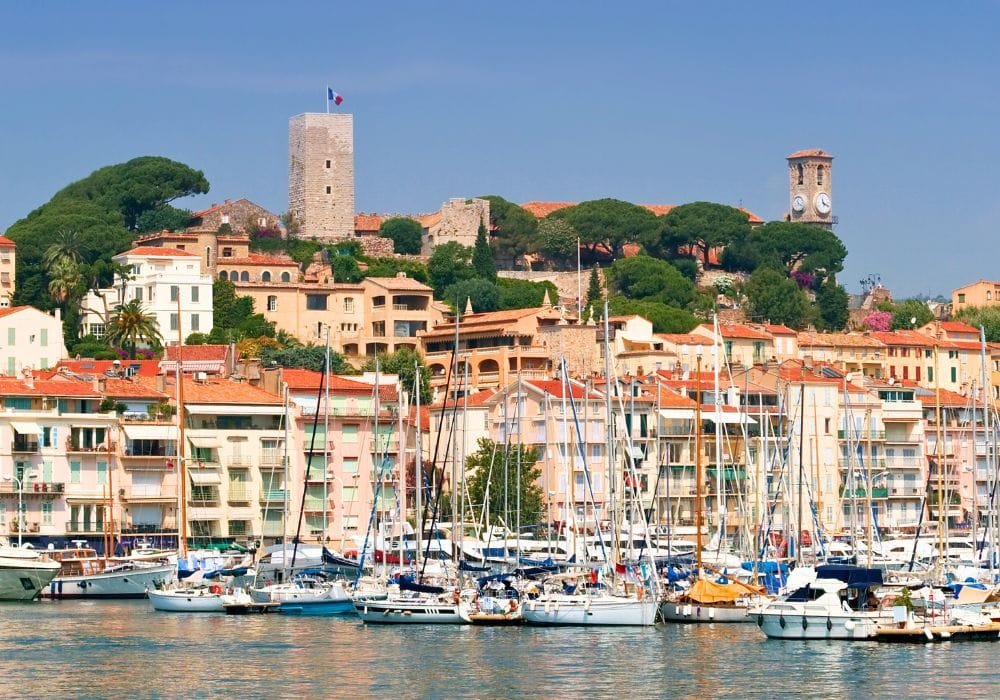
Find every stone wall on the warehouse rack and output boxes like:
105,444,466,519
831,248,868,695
289,113,355,241
498,269,604,307
356,236,394,258
538,324,600,378
196,199,279,233
423,198,489,253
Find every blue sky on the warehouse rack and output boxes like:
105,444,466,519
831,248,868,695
1,2,997,296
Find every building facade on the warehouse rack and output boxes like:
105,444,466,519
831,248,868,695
289,113,355,241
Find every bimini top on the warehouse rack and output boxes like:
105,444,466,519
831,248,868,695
816,565,883,588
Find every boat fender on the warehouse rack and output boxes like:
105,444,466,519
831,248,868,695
708,607,715,620
757,614,763,627
940,630,951,640
826,617,833,631
683,604,692,617
210,584,223,595
924,629,934,641
78,581,87,589
801,616,808,630
779,615,786,629
844,620,855,632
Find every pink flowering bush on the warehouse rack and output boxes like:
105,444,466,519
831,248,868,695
863,311,891,331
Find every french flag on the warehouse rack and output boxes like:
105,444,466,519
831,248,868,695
327,87,344,106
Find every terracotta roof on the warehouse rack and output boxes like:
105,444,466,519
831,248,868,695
417,212,442,229
56,359,161,378
787,149,833,160
116,246,196,258
657,333,711,345
364,276,433,292
756,324,797,336
430,389,497,410
936,321,979,334
797,332,886,349
870,331,935,347
216,254,298,267
101,377,166,399
145,376,283,405
164,345,229,362
0,306,35,319
422,307,540,338
703,323,773,341
354,214,382,232
0,235,14,247
524,379,600,400
33,378,101,397
285,370,372,393
520,201,764,224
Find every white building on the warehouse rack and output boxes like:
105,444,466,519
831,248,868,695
0,306,67,373
81,247,214,342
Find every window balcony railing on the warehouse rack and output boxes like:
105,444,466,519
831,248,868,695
12,440,39,453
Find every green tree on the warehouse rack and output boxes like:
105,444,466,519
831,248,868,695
747,221,848,280
553,198,658,259
107,299,163,359
815,280,850,331
586,266,603,308
428,242,475,296
881,298,935,330
362,347,432,405
496,278,559,310
185,332,210,345
331,254,363,283
648,201,751,265
608,255,694,307
136,205,192,233
260,345,353,373
68,334,118,360
380,217,423,255
954,306,1000,342
464,438,544,526
606,297,700,333
364,257,430,284
744,267,811,329
211,277,275,340
480,195,539,265
47,258,84,307
42,229,85,270
444,279,500,313
472,222,497,280
536,217,579,269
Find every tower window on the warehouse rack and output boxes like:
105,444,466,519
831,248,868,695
325,160,331,168
326,186,332,195
817,164,825,186
797,164,804,185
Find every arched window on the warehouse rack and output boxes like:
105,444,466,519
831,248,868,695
267,295,277,312
817,164,825,186
261,271,271,282
218,271,228,279
796,164,804,185
281,271,291,282
205,246,213,269
240,271,250,282
229,271,239,282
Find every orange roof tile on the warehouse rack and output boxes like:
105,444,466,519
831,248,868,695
787,149,833,159
217,254,298,267
525,379,599,400
757,324,797,336
33,378,100,397
56,359,161,378
797,332,886,348
0,235,14,247
870,331,935,347
417,212,442,228
0,306,36,319
703,323,772,341
364,276,433,292
101,377,166,399
936,321,979,334
117,246,196,257
429,389,497,410
354,214,382,231
146,376,283,404
164,345,229,362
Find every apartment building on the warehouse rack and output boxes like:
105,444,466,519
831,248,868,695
0,306,67,373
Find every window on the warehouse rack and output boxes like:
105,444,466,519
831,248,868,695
951,367,957,383
343,458,359,473
135,288,143,302
267,295,277,312
928,367,934,382
824,417,831,434
240,271,249,282
342,515,359,530
0,502,5,525
219,271,228,279
40,329,48,347
989,292,993,301
344,297,355,313
192,286,199,303
281,271,291,282
7,358,15,374
170,286,179,302
342,486,358,502
342,425,359,443
6,328,12,344
262,271,271,282
325,186,332,194
958,293,966,303
817,164,825,185
306,295,328,311
206,246,213,268
170,313,178,331
42,502,52,525
191,314,200,331
325,159,331,168
797,163,804,185
97,460,107,486
222,247,233,258
229,271,239,281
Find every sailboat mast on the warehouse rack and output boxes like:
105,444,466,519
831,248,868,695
414,362,422,568
796,384,805,567
695,355,704,575
175,294,188,559
934,341,944,566
713,315,725,555
602,302,614,561
323,325,331,546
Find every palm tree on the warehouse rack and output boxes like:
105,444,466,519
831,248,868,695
42,229,84,271
107,299,162,359
48,258,83,306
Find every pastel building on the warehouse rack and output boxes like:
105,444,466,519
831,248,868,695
0,306,67,373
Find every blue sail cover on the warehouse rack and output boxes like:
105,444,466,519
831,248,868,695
399,579,446,594
816,565,883,588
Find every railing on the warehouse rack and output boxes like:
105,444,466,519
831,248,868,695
227,486,252,503
837,430,885,441
392,304,422,311
124,486,168,500
839,487,889,498
66,522,104,533
12,441,39,453
889,486,922,496
68,443,111,453
123,448,177,458
260,451,287,467
885,457,923,467
0,482,65,494
121,524,177,535
228,455,253,467
260,489,287,502
370,438,399,452
9,521,41,533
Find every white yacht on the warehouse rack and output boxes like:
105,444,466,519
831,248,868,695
0,544,61,601
521,572,658,626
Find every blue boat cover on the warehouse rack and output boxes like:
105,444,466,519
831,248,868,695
816,565,883,587
399,579,446,594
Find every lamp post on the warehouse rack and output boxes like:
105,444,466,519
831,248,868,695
4,471,39,547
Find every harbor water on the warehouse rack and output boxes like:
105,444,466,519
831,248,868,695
1,601,998,698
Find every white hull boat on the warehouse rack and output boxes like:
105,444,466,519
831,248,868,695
523,594,659,626
148,587,226,612
660,600,752,623
0,547,61,601
252,580,353,615
44,562,175,599
355,595,462,624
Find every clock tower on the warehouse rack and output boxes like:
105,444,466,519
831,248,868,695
787,148,834,230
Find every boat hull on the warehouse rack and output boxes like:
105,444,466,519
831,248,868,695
523,595,659,626
0,558,61,601
43,564,175,599
148,589,225,612
355,598,462,624
458,599,524,625
660,601,751,623
252,582,355,615
757,606,883,640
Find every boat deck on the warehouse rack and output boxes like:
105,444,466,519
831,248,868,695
875,623,1000,643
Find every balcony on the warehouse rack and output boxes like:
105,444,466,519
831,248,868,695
260,450,286,467
227,486,253,504
66,521,104,534
9,521,41,534
12,439,39,453
121,523,177,535
228,454,253,467
881,401,923,421
0,482,64,496
838,430,885,441
840,487,889,499
889,486,922,497
885,457,923,468
123,487,173,502
67,442,111,454
260,489,288,502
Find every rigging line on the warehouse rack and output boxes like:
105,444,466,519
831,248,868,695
290,351,329,571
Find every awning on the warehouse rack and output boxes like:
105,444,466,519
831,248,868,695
189,470,221,485
702,411,757,425
659,409,696,420
188,436,219,448
186,405,283,415
10,421,40,435
123,424,176,441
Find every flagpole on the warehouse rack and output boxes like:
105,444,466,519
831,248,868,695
326,86,330,114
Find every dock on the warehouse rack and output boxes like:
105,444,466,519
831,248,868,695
875,623,1000,643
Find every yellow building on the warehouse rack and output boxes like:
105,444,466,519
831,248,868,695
952,279,1000,312
0,235,15,307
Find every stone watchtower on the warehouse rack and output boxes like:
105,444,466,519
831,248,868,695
787,149,834,230
288,113,355,241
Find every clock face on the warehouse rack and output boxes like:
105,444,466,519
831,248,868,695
792,195,805,213
814,192,832,214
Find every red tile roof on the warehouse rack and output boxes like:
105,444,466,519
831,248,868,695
354,214,382,232
702,323,773,341
216,254,298,267
429,389,497,410
936,321,979,334
56,359,162,378
117,246,197,257
364,276,433,292
787,149,833,159
757,324,797,336
164,345,230,362
145,376,283,405
870,331,935,347
102,377,167,399
33,378,101,397
524,379,600,400
0,306,34,319
0,235,14,247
